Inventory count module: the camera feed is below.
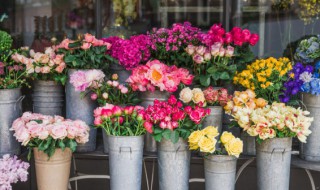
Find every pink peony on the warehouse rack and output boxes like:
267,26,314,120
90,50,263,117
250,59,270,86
51,124,68,139
70,71,89,91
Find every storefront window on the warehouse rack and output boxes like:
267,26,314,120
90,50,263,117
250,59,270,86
0,0,319,57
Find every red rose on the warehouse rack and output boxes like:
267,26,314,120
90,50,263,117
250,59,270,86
249,33,259,46
143,121,153,134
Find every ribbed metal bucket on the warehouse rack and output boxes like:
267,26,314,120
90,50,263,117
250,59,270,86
0,88,24,157
102,129,109,154
140,90,170,153
204,155,237,190
256,137,292,190
157,138,190,190
108,135,144,190
241,132,256,156
300,93,320,161
66,69,97,152
110,63,132,83
32,80,64,116
34,148,72,190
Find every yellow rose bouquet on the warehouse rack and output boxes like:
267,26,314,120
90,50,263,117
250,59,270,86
233,57,292,103
188,126,243,157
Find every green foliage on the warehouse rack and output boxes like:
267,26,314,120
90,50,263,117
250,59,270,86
0,30,12,51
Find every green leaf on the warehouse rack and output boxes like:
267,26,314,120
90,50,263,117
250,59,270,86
68,41,82,48
68,140,77,152
154,128,163,134
200,75,210,87
171,130,179,143
162,129,171,140
153,133,162,142
220,72,230,80
58,140,66,151
207,67,216,74
64,55,76,63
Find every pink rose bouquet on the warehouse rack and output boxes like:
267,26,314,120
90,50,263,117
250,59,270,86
179,87,232,107
56,33,113,69
143,95,210,143
0,154,29,190
10,112,90,158
93,104,146,136
12,47,67,84
126,59,194,92
70,70,140,106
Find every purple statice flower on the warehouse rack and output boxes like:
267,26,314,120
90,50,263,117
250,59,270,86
0,154,29,190
102,34,153,70
280,62,313,103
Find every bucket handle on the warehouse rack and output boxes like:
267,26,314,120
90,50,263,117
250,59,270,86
119,147,132,159
271,148,286,161
14,96,25,112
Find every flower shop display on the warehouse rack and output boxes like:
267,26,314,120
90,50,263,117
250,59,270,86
10,112,90,190
94,104,145,190
234,57,292,103
12,47,66,116
226,95,313,190
189,127,243,190
0,32,28,156
144,95,210,190
127,59,193,152
0,154,29,190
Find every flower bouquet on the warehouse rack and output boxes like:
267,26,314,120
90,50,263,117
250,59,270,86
294,35,320,64
56,33,113,70
12,47,67,84
93,104,146,190
126,59,193,93
0,154,29,190
188,126,243,190
143,95,210,143
70,70,140,106
233,57,292,103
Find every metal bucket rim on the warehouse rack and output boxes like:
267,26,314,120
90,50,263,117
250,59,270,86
204,155,237,162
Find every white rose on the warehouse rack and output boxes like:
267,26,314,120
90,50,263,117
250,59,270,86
179,87,193,103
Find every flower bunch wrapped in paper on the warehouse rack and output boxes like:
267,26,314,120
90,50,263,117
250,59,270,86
188,126,243,157
0,154,29,190
10,112,90,158
70,70,140,105
179,87,232,107
93,104,146,136
126,59,193,92
143,95,210,143
56,33,113,69
12,47,67,84
234,57,292,103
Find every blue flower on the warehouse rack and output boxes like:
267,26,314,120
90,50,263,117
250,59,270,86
301,82,311,92
310,79,320,95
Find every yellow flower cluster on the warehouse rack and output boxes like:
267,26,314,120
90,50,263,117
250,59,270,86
233,57,292,90
188,126,243,157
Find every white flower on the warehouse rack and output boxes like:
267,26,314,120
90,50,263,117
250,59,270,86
299,71,313,83
179,87,193,103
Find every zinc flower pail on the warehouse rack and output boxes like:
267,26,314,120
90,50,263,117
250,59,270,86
32,80,64,116
139,90,170,153
108,135,144,190
256,137,292,190
300,93,320,161
241,132,256,156
110,63,132,83
66,69,97,152
0,88,24,157
157,138,190,190
204,155,237,190
34,148,72,190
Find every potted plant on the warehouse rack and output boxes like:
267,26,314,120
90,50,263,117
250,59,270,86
226,98,313,190
0,154,30,189
188,126,243,190
0,30,29,156
56,33,113,152
143,95,210,190
13,47,66,116
127,59,194,152
93,104,146,190
10,112,90,190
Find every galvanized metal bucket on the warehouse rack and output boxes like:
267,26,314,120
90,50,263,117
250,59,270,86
0,88,24,157
256,137,292,190
204,155,237,190
300,93,320,161
108,135,144,190
32,80,64,116
140,90,170,153
157,138,190,190
241,132,256,156
66,69,97,152
102,129,109,154
110,63,132,83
